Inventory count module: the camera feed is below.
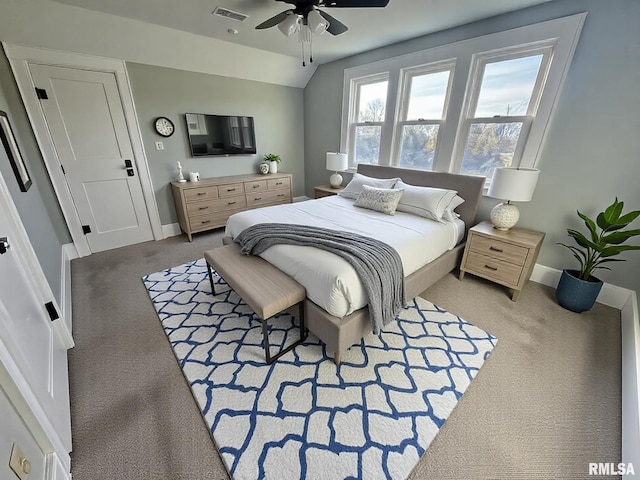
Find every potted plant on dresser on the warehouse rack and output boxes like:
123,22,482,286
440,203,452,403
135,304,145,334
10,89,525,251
263,153,281,174
556,198,640,312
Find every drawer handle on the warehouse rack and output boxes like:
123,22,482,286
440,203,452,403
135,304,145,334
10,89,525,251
227,201,236,205
198,206,209,210
277,194,285,197
489,246,504,253
253,184,260,189
484,264,498,271
254,197,262,201
201,220,211,224
197,192,206,196
276,182,283,185
227,188,236,192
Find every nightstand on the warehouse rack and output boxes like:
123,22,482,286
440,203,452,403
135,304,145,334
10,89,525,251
314,184,344,199
459,221,545,301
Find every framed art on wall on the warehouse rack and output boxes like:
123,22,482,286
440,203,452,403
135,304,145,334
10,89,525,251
0,110,31,192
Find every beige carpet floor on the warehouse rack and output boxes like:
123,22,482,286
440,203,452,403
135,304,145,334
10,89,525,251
68,229,621,480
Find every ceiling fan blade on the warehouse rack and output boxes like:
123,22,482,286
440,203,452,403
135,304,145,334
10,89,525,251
321,0,389,7
317,9,348,35
255,10,292,29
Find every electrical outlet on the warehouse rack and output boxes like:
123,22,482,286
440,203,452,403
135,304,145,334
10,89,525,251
155,141,164,151
9,443,31,480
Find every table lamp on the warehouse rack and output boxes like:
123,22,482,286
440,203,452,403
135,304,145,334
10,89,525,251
326,152,348,188
487,167,540,231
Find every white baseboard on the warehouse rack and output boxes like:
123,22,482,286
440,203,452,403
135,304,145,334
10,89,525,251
531,263,639,470
162,223,182,238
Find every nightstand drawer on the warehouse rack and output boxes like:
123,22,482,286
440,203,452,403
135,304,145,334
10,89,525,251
469,235,529,266
464,252,522,286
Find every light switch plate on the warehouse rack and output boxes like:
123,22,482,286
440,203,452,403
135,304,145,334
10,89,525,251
155,141,164,151
9,443,30,480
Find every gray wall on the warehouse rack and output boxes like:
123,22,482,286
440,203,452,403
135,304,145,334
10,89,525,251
304,0,640,294
127,63,305,226
0,50,71,304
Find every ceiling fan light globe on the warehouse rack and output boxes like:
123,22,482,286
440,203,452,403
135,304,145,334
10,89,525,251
278,13,300,36
307,9,329,35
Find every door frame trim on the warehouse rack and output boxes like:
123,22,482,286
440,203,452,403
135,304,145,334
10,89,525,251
2,43,163,257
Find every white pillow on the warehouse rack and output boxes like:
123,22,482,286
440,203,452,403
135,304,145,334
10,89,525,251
354,185,404,215
443,195,465,222
339,173,399,200
394,180,458,223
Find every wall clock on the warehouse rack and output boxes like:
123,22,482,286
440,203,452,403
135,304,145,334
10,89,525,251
154,117,174,137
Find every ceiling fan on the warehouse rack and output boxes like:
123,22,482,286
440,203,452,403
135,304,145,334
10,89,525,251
256,0,390,65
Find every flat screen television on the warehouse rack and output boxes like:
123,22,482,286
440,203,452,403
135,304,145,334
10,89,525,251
185,113,257,156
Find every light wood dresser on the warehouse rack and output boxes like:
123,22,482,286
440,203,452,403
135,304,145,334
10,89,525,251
459,221,545,301
171,172,293,241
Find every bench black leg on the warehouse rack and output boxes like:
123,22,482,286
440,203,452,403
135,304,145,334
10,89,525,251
206,261,215,295
261,301,307,365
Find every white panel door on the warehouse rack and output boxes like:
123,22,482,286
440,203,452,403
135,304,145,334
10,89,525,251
29,64,153,253
0,187,71,454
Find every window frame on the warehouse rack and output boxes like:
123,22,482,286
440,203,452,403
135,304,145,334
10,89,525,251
347,73,389,166
393,61,455,170
340,13,587,178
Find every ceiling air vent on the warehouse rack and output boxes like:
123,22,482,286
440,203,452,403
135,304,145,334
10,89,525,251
213,7,249,22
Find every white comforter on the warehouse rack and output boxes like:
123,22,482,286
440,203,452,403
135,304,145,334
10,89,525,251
225,195,464,318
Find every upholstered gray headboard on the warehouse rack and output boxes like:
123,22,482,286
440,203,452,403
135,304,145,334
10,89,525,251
357,164,485,232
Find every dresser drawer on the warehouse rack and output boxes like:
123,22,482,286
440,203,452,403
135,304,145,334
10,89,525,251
465,251,523,286
217,182,245,198
186,196,247,216
245,180,268,193
189,209,246,232
184,185,218,203
246,189,291,207
267,177,290,190
469,234,529,266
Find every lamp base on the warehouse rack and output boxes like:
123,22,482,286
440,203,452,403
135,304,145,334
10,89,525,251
329,172,343,189
490,202,520,231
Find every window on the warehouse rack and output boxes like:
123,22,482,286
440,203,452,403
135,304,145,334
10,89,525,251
396,65,453,170
340,14,586,181
349,75,388,165
457,49,551,178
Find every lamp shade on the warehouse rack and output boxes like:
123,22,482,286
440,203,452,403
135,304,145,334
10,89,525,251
487,167,540,202
326,152,348,172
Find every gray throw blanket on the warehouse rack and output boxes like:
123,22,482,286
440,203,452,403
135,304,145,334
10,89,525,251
235,223,405,334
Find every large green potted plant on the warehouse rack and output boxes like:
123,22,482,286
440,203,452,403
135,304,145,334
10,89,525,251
556,198,640,312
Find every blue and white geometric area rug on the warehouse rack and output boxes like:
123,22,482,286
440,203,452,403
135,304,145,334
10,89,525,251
143,259,497,480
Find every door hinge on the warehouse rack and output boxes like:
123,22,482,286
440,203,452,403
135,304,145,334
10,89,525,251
82,225,91,234
45,301,59,321
35,87,48,100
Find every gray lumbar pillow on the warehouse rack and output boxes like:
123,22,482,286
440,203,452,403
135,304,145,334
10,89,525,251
354,185,404,215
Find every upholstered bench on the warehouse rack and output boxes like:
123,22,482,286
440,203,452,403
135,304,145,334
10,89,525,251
204,243,307,364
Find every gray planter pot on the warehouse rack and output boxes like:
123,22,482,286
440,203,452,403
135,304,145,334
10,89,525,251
555,269,603,313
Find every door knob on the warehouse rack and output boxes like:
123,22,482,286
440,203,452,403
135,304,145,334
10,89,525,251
0,237,9,255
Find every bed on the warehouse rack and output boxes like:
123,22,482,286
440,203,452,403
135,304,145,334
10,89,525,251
225,164,485,363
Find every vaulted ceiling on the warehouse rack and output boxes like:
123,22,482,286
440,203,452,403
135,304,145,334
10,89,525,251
50,0,551,65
